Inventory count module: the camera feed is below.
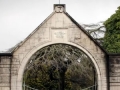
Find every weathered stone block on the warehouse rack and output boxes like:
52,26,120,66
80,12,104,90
1,76,10,83
1,87,10,90
0,68,10,74
0,57,10,65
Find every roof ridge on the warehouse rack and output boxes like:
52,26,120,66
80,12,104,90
64,12,108,55
11,12,56,53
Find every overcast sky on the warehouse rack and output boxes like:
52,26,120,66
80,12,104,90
0,0,120,51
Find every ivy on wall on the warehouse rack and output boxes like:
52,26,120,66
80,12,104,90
103,6,120,53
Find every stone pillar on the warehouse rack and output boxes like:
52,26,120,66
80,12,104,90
0,56,12,90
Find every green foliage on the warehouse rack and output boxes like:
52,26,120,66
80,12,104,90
103,6,120,53
23,44,96,90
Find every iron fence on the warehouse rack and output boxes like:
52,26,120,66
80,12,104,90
81,84,97,90
23,82,97,90
23,82,38,90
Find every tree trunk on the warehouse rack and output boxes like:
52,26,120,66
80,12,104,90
58,67,67,90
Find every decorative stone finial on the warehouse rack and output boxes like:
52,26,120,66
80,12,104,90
54,4,66,13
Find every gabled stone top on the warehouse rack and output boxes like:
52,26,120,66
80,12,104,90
8,4,107,55
54,4,66,13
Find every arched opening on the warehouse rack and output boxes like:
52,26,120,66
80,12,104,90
22,44,98,90
16,42,102,90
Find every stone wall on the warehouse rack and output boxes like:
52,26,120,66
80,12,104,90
109,54,120,90
0,56,12,90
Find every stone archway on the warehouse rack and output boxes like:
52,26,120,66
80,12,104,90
9,4,108,90
0,4,110,90
16,42,102,90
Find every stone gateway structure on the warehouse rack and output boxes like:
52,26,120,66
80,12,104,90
0,4,120,90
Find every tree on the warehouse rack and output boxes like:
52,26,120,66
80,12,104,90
81,22,106,46
23,44,96,90
103,6,120,53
